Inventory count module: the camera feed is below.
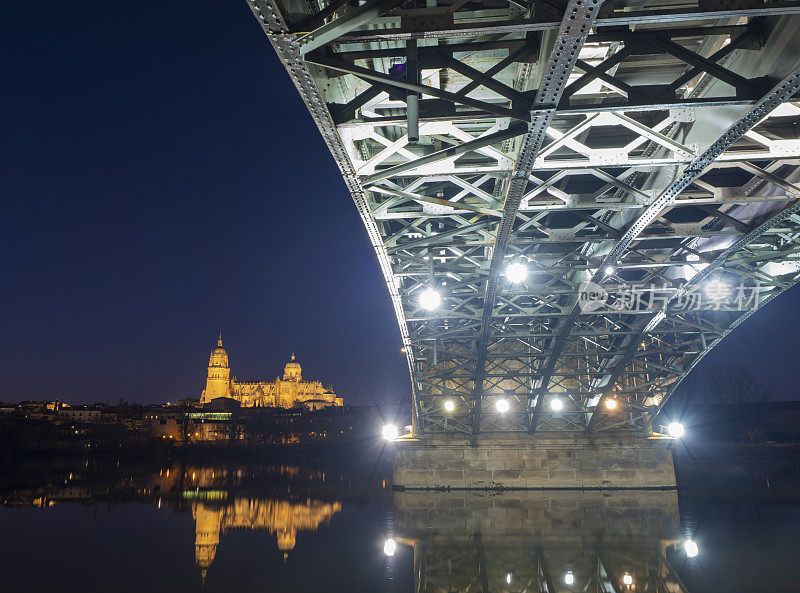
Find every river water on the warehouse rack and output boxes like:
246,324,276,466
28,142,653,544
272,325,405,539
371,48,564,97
1,448,798,592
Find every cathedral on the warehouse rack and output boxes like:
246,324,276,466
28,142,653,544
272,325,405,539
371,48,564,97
200,334,343,410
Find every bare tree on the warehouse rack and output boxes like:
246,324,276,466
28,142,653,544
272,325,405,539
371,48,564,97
705,364,770,407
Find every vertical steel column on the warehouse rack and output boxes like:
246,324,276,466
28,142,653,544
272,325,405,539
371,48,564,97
406,39,419,144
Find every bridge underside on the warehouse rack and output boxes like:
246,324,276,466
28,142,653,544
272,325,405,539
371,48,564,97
249,0,800,438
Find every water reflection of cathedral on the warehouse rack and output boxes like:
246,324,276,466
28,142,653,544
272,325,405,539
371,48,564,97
193,498,341,579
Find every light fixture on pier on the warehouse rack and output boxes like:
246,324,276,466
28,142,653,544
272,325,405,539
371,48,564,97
505,261,528,283
444,399,455,412
564,571,575,586
495,398,510,413
383,538,397,556
605,265,615,276
623,573,633,586
605,398,618,410
684,539,699,558
419,288,441,310
506,573,512,585
550,397,564,411
667,421,685,439
382,424,399,441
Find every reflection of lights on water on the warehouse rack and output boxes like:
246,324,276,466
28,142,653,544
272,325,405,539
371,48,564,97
382,424,399,441
668,422,685,439
564,570,575,586
383,538,397,557
495,398,510,413
623,573,633,586
550,397,563,411
505,572,512,585
684,539,699,558
444,399,455,412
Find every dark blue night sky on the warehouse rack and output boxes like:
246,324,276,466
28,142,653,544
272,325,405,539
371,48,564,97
2,1,799,405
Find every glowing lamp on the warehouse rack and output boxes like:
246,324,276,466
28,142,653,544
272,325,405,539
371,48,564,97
382,424,399,441
419,288,441,310
495,398,510,413
667,422,685,438
506,261,528,283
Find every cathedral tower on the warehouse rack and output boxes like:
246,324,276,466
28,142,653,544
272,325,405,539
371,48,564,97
202,332,230,403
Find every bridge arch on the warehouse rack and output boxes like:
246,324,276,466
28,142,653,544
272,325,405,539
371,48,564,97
248,0,800,436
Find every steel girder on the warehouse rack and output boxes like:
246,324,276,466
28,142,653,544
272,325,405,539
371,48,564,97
247,0,800,436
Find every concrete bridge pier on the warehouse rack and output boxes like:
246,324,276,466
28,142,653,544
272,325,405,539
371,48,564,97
393,434,676,490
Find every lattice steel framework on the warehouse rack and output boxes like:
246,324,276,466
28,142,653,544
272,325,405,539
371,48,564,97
247,0,800,435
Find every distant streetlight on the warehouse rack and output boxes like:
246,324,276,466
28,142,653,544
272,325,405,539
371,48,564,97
382,424,399,441
506,261,528,283
419,288,441,310
564,571,575,586
444,399,455,412
550,397,563,412
623,573,633,586
383,538,397,556
506,573,512,585
495,398,510,413
667,421,685,438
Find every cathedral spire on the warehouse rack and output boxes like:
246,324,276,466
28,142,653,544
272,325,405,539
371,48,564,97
217,330,223,348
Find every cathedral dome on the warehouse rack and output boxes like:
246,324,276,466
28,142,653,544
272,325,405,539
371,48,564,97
276,529,297,552
208,333,229,368
283,353,302,381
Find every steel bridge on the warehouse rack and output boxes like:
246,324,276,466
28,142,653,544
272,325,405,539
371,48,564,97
248,0,800,436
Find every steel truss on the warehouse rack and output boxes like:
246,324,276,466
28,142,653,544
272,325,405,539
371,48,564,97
248,0,800,435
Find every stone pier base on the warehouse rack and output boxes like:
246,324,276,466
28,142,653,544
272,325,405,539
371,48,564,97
393,434,676,489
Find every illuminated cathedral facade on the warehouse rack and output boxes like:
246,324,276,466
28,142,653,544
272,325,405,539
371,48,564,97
200,334,343,410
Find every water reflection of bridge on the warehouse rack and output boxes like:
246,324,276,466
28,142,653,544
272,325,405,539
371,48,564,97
394,490,686,592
